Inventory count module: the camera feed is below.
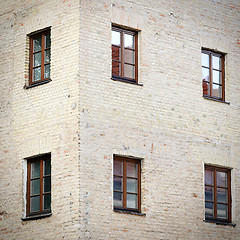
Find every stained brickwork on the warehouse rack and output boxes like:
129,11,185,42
0,0,239,239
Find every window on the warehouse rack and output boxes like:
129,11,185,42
202,49,225,101
113,156,141,212
27,154,51,217
205,165,231,223
29,30,51,85
112,26,138,83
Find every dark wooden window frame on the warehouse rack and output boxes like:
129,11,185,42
112,26,138,84
113,155,141,213
202,49,225,101
26,154,51,217
29,30,51,86
205,165,231,223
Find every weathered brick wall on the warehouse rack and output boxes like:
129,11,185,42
0,0,81,239
0,0,239,239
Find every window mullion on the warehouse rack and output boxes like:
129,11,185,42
209,53,213,97
123,160,126,209
41,34,44,81
228,170,231,222
213,170,217,218
135,33,138,82
40,159,43,212
121,32,124,78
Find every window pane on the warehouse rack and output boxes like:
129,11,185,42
127,194,137,209
45,34,50,49
30,196,40,212
43,194,51,210
31,179,40,195
34,52,41,67
127,162,138,178
112,31,120,46
45,49,51,63
217,204,228,219
212,56,221,70
44,159,51,176
33,67,41,82
44,65,50,79
31,161,40,178
124,64,135,79
212,84,222,98
202,67,209,82
205,169,213,185
34,37,42,52
112,46,120,61
113,192,123,207
44,176,51,193
217,171,227,187
202,81,210,96
205,202,214,218
127,178,138,193
202,53,209,67
124,49,135,64
213,70,222,84
113,176,122,191
217,188,227,203
205,186,213,201
124,34,134,48
113,160,122,175
112,61,121,76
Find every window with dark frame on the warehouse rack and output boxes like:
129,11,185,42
205,165,231,223
112,26,138,83
29,30,51,86
27,154,51,217
202,49,225,101
113,156,141,212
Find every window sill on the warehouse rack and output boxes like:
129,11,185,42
111,77,143,86
21,212,52,221
24,79,52,89
203,219,236,227
113,209,146,216
203,95,230,105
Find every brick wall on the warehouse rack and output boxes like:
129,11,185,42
0,0,239,239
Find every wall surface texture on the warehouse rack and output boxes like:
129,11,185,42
0,0,239,239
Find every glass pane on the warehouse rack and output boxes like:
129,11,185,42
217,204,228,219
113,176,122,191
112,46,120,61
124,34,134,48
124,64,135,79
30,196,40,212
33,67,41,82
31,161,40,178
217,188,227,203
112,61,121,76
205,186,213,201
45,34,50,48
127,194,137,209
213,70,222,84
45,49,51,63
127,162,138,178
44,160,51,176
34,37,42,52
113,192,122,207
34,52,41,67
212,84,222,98
212,56,221,70
205,202,214,218
44,194,51,210
127,178,138,193
124,49,135,64
44,176,51,193
202,53,209,67
112,31,120,46
202,67,209,82
217,171,227,187
113,161,122,175
44,65,50,79
202,81,210,95
205,169,213,185
31,179,40,195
